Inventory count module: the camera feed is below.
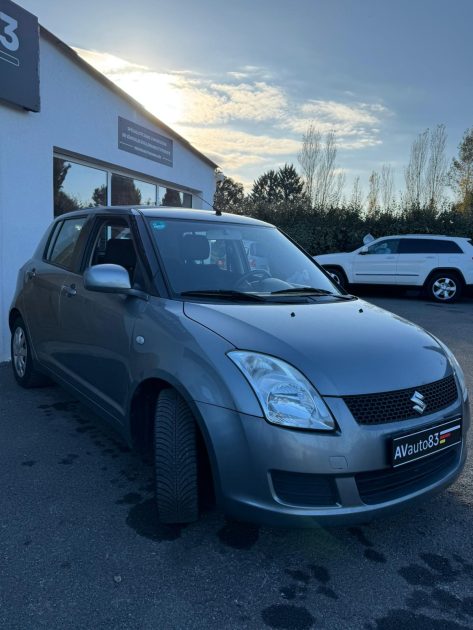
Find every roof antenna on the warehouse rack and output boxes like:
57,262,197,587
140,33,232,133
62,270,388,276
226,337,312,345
214,171,225,216
191,171,225,215
193,193,221,215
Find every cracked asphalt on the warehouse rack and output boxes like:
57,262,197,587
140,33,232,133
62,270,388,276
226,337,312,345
1,291,472,630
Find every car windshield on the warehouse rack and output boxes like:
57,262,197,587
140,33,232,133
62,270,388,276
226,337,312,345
147,217,340,299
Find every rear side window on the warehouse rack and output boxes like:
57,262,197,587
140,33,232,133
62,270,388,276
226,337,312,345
399,238,463,254
46,217,87,270
434,240,463,253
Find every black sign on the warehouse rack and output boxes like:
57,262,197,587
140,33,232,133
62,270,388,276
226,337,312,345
118,117,173,167
0,0,40,111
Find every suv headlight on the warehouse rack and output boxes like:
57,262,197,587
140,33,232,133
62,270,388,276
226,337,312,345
228,351,335,430
434,337,468,402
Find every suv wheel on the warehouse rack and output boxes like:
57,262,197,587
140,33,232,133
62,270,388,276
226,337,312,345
154,388,199,524
325,266,348,289
426,272,462,303
11,317,50,388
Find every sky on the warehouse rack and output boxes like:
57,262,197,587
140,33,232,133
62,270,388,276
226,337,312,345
17,0,473,196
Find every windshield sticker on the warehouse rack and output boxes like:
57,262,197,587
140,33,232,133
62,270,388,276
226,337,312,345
151,220,167,230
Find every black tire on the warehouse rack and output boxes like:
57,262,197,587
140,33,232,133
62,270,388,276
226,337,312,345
154,388,198,524
425,271,462,303
324,266,348,290
10,317,50,388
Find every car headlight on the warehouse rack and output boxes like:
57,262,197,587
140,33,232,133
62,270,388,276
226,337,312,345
228,351,335,430
434,337,468,402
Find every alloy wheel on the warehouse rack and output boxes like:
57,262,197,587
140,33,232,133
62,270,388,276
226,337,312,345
13,326,27,378
432,277,457,301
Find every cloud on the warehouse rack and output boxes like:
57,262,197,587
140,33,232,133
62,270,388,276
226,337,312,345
180,127,300,171
300,100,379,125
74,47,391,187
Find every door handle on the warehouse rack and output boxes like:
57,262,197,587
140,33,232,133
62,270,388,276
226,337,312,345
62,283,77,297
385,256,396,260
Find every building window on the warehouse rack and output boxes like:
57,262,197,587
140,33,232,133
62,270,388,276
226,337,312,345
53,155,193,216
53,157,107,217
111,174,157,206
159,187,192,208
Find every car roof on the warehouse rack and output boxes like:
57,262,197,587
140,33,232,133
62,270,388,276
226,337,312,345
377,234,469,241
53,206,273,228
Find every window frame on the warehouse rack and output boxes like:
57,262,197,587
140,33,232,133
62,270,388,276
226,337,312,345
43,215,90,272
79,214,154,294
398,238,463,255
53,152,195,215
366,238,400,255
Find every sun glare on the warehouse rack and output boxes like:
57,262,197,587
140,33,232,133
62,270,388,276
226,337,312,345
117,71,185,128
75,48,185,128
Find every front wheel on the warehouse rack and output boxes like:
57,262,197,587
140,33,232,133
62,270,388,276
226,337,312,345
425,272,462,303
11,317,50,388
154,389,199,524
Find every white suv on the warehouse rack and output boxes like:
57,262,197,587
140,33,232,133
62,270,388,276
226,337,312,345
315,234,473,303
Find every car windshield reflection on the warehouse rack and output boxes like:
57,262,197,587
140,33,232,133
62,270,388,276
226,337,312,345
147,218,340,299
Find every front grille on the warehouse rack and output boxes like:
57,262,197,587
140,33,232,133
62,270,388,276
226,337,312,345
343,374,458,425
271,470,339,507
356,445,461,505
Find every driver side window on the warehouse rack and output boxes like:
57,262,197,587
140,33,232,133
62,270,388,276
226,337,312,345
367,239,399,255
88,218,144,288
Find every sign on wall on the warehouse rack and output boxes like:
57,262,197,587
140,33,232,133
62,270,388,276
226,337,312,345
0,0,40,112
118,117,173,167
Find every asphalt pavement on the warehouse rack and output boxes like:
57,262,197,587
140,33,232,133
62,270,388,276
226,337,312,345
1,291,473,630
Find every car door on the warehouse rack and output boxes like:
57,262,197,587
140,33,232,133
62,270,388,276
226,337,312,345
396,238,439,285
352,238,400,284
21,216,90,369
55,216,147,421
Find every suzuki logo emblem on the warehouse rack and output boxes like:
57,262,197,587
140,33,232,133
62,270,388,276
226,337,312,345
411,391,427,414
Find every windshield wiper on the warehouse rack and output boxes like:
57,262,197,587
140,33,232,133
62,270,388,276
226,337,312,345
180,290,267,302
270,287,355,300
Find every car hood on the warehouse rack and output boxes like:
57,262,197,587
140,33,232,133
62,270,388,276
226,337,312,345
183,299,450,396
315,252,353,262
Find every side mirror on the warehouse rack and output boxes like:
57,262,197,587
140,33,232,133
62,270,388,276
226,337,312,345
359,246,369,255
84,264,131,293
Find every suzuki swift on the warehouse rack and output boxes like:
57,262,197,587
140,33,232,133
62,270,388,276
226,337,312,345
9,207,470,526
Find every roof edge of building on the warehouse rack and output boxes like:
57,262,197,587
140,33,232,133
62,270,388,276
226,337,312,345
39,26,219,171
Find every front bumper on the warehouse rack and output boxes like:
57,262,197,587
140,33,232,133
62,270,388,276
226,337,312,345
196,394,470,527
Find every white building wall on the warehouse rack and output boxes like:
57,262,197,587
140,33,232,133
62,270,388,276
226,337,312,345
0,33,216,361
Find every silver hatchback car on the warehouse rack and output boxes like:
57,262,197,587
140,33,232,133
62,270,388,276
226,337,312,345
9,207,470,526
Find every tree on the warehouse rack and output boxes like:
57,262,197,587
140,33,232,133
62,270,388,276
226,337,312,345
367,171,381,214
425,124,447,209
161,188,182,207
251,169,282,205
314,131,338,209
92,185,107,206
277,164,305,203
111,175,141,205
404,130,429,207
449,127,473,212
213,176,245,213
380,164,395,211
349,176,363,211
53,158,79,216
250,165,306,208
297,124,321,205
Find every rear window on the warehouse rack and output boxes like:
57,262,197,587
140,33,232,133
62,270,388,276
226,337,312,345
399,239,463,254
46,217,87,270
